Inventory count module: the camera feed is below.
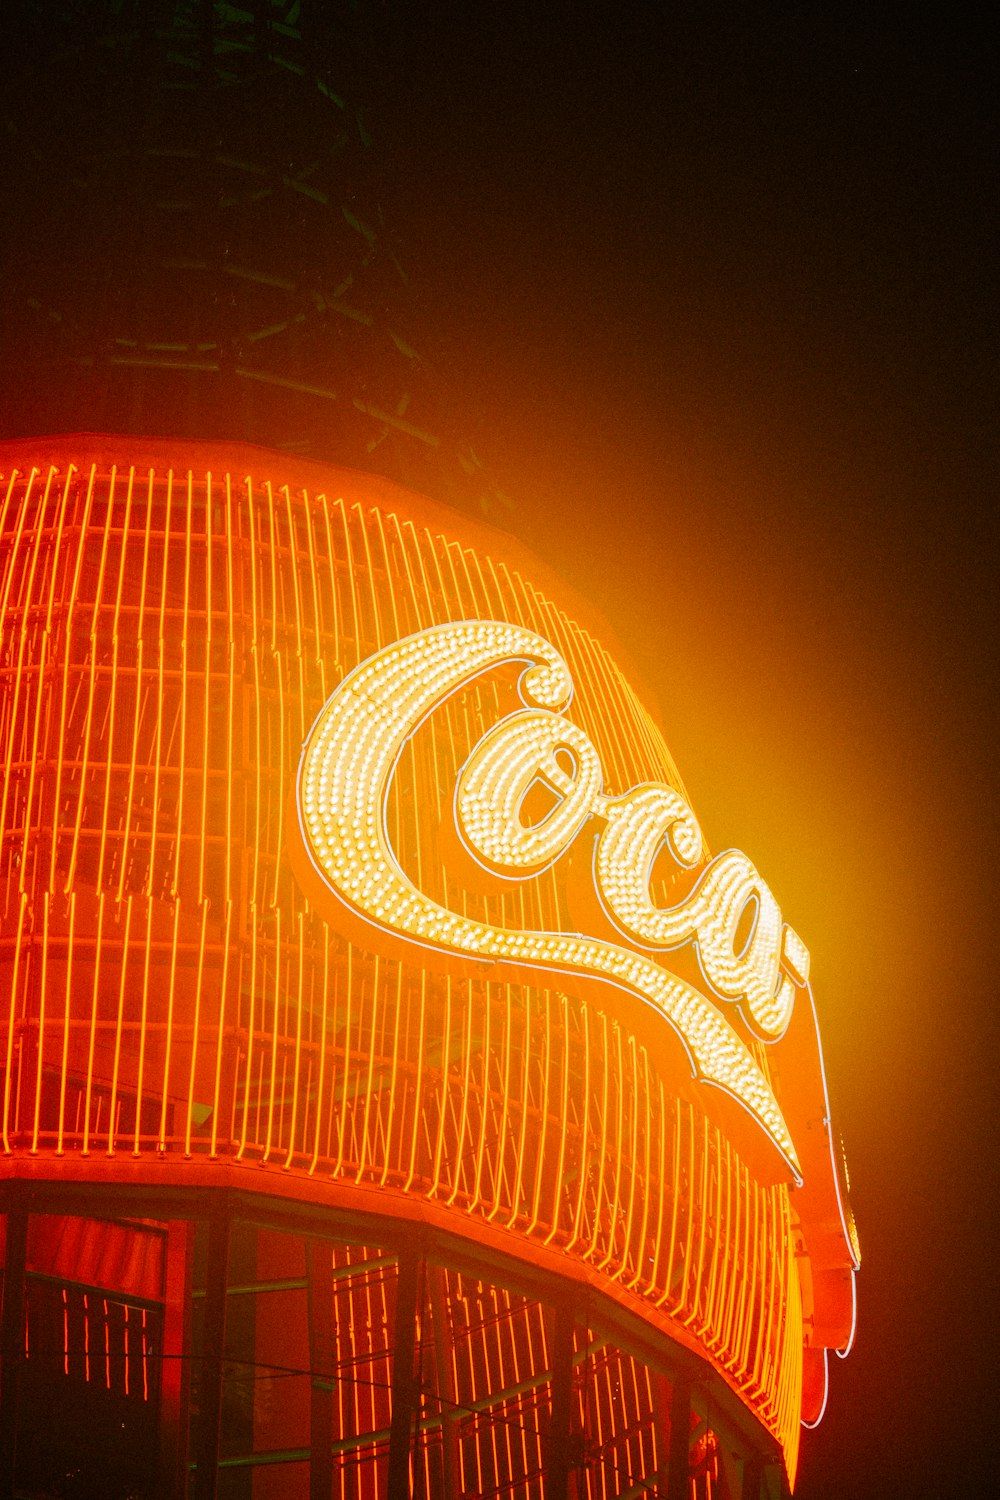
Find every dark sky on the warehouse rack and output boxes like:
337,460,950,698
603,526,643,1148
372,5,997,1496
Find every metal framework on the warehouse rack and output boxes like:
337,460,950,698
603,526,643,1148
0,434,853,1498
0,12,855,1499
2,1181,789,1500
0,0,496,511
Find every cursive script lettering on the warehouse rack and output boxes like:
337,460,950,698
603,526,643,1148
292,621,803,1178
459,715,806,1042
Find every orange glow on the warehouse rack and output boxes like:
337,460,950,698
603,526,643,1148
0,435,859,1483
291,618,798,1174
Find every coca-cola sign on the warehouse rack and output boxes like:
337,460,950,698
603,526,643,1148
288,620,824,1181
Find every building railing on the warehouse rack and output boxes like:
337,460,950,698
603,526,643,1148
0,446,803,1472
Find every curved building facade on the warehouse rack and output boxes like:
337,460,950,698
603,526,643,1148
0,433,857,1499
1,4,856,1497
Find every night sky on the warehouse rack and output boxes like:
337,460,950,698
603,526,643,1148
370,6,996,1496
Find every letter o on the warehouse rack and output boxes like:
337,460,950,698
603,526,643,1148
456,710,604,876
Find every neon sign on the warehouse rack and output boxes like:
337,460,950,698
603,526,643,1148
290,621,807,1178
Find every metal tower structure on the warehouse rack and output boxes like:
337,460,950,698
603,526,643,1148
0,0,494,511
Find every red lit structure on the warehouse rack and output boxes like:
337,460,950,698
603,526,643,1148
0,434,857,1498
0,8,857,1499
